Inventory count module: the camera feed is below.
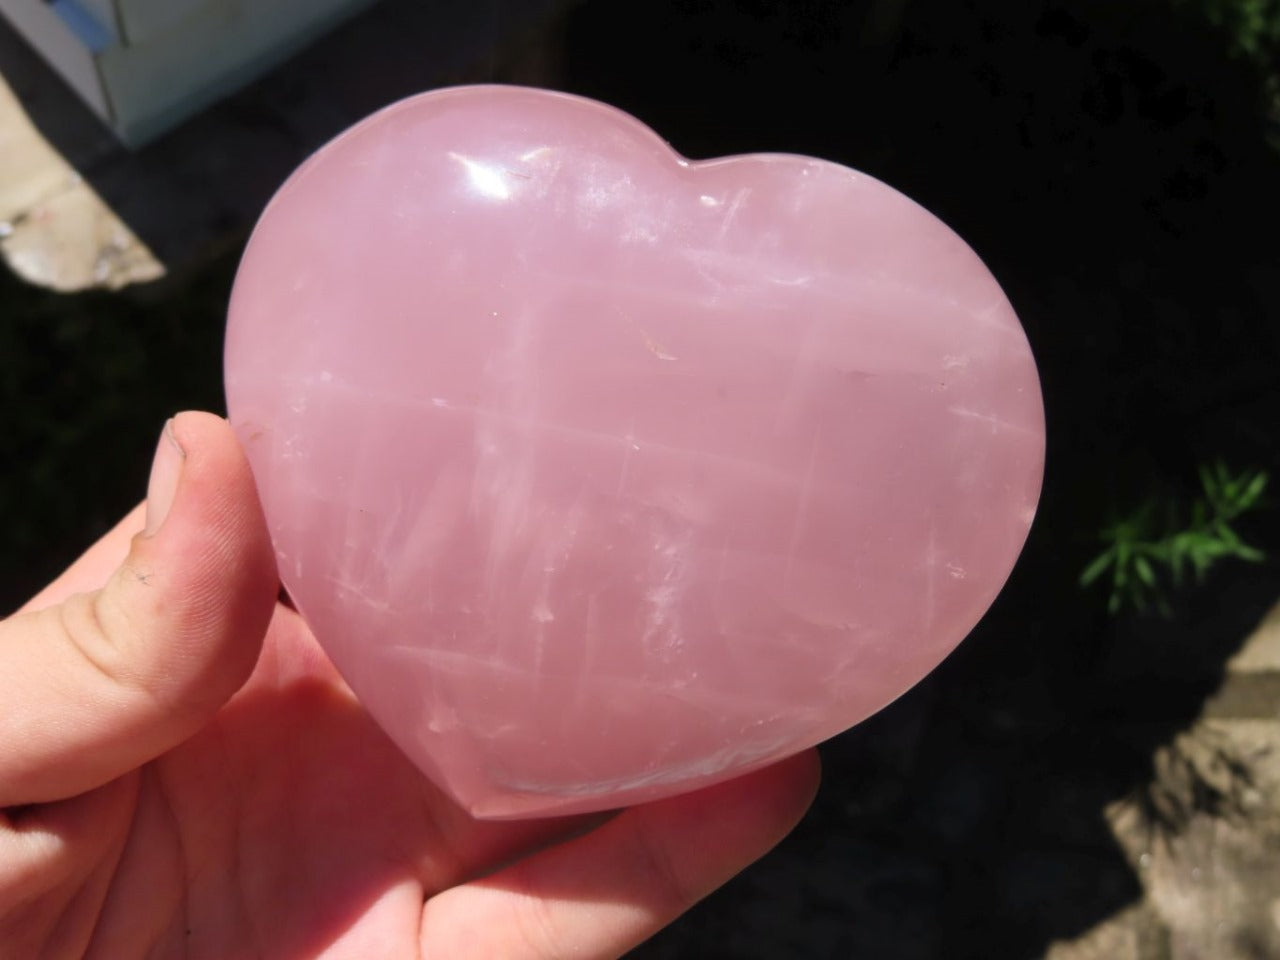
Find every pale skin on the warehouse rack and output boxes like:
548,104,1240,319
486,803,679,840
0,412,819,959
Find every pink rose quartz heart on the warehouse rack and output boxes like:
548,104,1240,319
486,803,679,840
224,85,1044,819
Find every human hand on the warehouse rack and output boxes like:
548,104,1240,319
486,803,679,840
1,412,819,958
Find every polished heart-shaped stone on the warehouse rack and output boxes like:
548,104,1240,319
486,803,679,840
224,85,1044,819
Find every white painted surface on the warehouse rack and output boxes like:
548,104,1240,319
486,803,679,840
99,0,381,143
75,0,122,40
0,0,110,118
114,0,205,44
0,0,382,144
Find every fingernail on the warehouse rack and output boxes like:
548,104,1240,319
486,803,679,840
144,419,186,537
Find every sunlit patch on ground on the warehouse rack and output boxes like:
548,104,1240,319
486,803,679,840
0,75,163,291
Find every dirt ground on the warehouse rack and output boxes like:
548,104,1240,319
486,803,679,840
3,1,1279,957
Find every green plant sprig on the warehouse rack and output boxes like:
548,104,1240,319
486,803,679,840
1080,462,1269,615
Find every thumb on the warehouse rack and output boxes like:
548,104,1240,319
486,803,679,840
0,412,278,806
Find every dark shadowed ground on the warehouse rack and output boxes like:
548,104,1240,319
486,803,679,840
3,1,1279,957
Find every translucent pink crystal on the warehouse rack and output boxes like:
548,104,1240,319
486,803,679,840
224,86,1044,819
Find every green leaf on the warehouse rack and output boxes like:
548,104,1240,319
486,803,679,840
1215,520,1241,548
1200,539,1230,559
1080,549,1116,586
1190,545,1212,579
1084,456,1272,614
1200,462,1218,499
1216,458,1232,488
1234,543,1266,563
1134,554,1158,588
1238,470,1269,510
